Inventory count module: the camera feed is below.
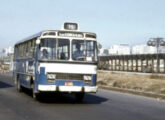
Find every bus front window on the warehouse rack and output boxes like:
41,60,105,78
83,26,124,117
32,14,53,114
72,40,97,62
40,38,56,60
72,40,85,61
57,39,70,60
39,38,70,61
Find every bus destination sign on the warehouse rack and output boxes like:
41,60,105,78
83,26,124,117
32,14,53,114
58,32,84,38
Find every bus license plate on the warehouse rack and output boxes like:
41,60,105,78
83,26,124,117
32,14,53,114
65,82,73,86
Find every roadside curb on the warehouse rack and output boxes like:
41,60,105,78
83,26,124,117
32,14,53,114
99,85,165,100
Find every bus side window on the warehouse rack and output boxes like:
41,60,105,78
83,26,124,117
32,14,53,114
32,39,36,57
14,46,18,59
23,43,27,58
20,44,24,58
28,41,32,58
17,45,19,58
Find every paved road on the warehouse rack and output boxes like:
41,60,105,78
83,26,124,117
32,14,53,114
0,73,165,120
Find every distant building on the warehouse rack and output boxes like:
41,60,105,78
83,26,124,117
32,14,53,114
0,49,6,57
4,46,14,56
0,49,2,58
98,48,109,56
159,46,165,53
108,44,131,55
131,44,165,54
132,45,156,54
99,43,165,56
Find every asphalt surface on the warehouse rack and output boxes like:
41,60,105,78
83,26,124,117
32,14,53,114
0,73,165,120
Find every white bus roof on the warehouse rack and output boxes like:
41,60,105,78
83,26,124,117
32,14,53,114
15,31,43,45
15,30,96,46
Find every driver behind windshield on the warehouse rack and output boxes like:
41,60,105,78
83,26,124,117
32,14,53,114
72,43,84,60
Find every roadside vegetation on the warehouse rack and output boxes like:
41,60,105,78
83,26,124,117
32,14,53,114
97,71,165,94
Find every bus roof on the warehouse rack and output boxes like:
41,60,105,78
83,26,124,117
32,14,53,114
15,30,96,46
15,31,43,45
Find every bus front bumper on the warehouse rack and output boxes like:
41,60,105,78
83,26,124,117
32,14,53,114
38,85,98,93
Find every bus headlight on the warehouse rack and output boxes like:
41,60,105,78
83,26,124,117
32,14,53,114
47,74,56,79
83,75,92,81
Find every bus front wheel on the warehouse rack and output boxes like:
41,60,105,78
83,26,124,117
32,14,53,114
32,87,40,100
32,92,39,100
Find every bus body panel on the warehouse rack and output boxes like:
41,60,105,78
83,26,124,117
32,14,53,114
14,59,35,89
39,63,97,74
37,64,97,93
14,59,98,93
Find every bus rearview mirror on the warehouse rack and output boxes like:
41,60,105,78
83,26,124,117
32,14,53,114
97,42,102,49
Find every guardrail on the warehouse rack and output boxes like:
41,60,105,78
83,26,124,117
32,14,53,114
98,53,165,73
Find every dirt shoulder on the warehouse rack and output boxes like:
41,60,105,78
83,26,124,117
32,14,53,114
97,71,165,95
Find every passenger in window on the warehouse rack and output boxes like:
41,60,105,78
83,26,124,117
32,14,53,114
60,53,65,60
42,49,48,59
73,43,84,60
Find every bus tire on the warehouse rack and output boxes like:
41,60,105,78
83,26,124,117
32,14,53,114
30,78,34,89
75,93,84,102
17,76,22,92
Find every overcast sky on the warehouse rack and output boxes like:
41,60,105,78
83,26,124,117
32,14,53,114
0,0,165,49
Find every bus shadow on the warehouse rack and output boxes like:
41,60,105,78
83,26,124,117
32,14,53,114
37,93,108,104
21,87,108,104
0,81,13,89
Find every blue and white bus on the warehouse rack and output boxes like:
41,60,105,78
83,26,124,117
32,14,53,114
13,22,98,101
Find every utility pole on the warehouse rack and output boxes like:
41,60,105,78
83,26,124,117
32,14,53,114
147,37,165,73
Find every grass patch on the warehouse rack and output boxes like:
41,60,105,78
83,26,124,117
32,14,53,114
149,74,165,80
97,71,165,94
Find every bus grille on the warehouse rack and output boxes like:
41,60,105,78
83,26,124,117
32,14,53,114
56,73,84,80
47,73,84,81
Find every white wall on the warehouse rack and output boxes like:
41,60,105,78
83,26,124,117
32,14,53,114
98,48,109,56
108,44,131,55
132,45,157,54
4,46,14,56
97,44,165,56
159,46,165,53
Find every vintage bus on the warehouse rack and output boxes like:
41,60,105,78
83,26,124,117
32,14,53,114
13,22,99,101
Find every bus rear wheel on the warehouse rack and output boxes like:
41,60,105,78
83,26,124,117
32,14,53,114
17,76,22,92
75,93,84,102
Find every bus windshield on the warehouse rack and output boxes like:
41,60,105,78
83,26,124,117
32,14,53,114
39,38,97,62
39,38,70,60
72,40,97,62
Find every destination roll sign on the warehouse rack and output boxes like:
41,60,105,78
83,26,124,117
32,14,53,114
58,32,84,38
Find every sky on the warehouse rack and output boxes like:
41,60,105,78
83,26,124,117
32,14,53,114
0,0,165,49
